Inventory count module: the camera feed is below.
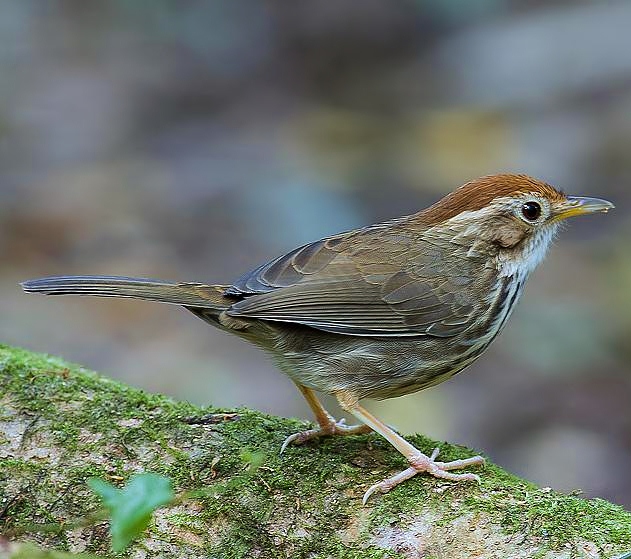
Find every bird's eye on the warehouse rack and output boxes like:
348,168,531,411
521,201,542,221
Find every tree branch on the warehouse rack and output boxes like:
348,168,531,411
1,344,630,558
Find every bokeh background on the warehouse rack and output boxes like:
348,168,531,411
1,1,631,507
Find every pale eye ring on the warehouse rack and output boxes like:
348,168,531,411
521,201,542,221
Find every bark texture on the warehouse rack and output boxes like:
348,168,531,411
1,344,630,559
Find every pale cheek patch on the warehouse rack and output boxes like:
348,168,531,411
493,221,527,248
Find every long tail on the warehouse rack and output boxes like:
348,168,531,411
21,275,231,309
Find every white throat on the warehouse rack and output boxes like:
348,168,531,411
496,224,559,278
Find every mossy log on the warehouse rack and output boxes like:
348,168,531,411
1,344,630,558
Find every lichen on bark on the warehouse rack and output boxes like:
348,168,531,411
1,344,630,558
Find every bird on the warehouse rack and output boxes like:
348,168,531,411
21,174,614,503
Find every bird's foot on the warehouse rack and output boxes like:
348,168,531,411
280,418,372,453
362,447,485,504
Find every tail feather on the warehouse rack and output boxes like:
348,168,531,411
21,275,231,309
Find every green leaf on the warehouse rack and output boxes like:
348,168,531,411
88,473,174,552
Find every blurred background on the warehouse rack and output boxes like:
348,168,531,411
1,0,631,507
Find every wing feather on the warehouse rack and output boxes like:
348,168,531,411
225,223,487,337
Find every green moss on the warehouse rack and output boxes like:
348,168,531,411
2,343,631,558
5,543,99,558
473,482,631,548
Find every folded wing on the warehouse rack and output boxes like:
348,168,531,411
225,226,482,338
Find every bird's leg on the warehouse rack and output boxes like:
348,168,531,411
280,384,372,453
335,391,485,504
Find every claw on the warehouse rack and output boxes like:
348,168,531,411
363,466,419,505
280,428,324,454
362,449,485,505
280,419,372,454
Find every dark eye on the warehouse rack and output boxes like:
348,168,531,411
521,201,542,221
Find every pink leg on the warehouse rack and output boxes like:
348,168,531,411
336,391,485,504
280,384,372,453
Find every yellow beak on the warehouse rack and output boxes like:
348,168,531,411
553,196,615,222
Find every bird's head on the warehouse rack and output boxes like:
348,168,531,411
419,174,614,277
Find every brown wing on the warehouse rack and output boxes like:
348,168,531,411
225,224,482,337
